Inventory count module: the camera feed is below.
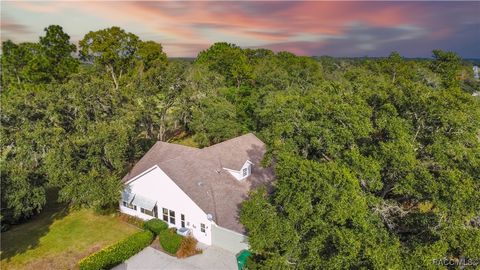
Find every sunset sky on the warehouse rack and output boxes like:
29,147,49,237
1,1,479,58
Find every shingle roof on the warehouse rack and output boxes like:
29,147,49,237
123,133,275,233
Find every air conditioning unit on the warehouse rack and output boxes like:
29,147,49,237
176,227,191,236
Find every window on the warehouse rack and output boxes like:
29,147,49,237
162,208,176,224
181,214,185,228
122,201,137,210
243,167,248,177
200,223,206,233
141,208,154,216
162,208,168,222
169,210,176,224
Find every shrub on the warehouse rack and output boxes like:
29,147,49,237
176,236,202,258
158,229,183,254
79,230,154,270
118,213,144,228
143,218,168,235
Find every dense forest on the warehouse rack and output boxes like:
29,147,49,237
1,26,479,269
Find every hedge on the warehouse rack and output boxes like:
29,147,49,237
159,229,183,254
79,230,154,270
118,213,145,228
143,218,168,235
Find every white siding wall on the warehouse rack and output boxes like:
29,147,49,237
120,166,213,245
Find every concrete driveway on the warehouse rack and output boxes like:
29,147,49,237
112,245,237,270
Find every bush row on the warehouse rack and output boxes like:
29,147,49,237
159,229,183,254
143,218,168,235
118,213,145,228
79,230,154,270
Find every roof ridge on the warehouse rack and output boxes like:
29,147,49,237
159,140,200,150
201,133,258,151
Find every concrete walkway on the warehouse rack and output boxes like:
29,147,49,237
112,246,237,270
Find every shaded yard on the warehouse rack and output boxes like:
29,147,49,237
1,193,139,270
168,132,199,148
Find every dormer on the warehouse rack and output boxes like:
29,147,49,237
223,160,253,181
240,160,252,179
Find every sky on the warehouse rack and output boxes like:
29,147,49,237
1,1,479,58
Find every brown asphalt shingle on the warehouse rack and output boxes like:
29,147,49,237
123,133,275,234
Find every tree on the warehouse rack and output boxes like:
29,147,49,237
1,26,78,89
430,49,461,88
190,96,244,147
136,60,189,141
45,120,132,209
1,40,30,87
0,84,60,228
137,41,168,71
39,25,79,82
79,27,140,89
196,42,251,88
243,52,480,268
241,155,402,269
1,41,49,87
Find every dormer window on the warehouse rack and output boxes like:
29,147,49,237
223,160,252,180
241,163,251,179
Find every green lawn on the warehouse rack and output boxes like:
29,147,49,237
1,194,139,270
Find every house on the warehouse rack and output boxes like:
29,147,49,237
120,133,274,253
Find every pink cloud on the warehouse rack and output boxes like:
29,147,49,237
4,1,479,57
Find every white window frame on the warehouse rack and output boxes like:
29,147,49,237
122,201,137,210
162,208,168,222
141,207,154,216
169,210,176,225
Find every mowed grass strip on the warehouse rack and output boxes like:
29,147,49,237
1,205,139,270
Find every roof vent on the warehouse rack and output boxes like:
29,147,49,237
207,214,213,221
215,169,221,174
197,181,203,187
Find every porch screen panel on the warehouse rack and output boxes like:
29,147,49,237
132,195,156,210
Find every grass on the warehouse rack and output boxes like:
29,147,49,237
168,131,199,148
0,192,139,270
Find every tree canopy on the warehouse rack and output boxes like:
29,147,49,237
2,25,479,268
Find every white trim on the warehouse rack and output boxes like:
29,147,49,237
243,160,253,166
124,165,159,185
223,167,240,174
222,160,253,173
